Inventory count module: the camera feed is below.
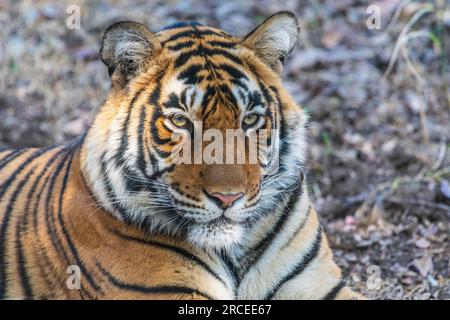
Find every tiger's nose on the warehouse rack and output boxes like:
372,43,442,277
207,192,244,209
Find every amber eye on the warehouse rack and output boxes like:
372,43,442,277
243,114,259,127
170,114,188,127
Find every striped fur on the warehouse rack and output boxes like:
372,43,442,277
0,12,364,299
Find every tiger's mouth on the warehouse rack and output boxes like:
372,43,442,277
185,215,244,251
197,215,237,227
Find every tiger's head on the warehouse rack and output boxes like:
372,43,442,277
82,12,308,251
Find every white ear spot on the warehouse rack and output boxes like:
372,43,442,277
258,18,298,60
112,31,154,76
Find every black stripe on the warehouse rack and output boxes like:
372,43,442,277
23,148,65,229
323,279,346,300
280,203,311,251
269,85,290,173
100,152,128,218
55,149,101,293
163,93,185,111
43,148,74,264
33,238,81,299
217,84,239,112
38,145,93,298
16,148,66,299
17,212,38,299
174,47,241,70
97,262,213,299
38,138,90,295
0,167,36,298
149,72,164,106
0,147,54,297
148,163,175,180
161,28,229,46
147,72,169,163
177,63,203,81
0,149,13,161
149,106,173,149
219,251,239,297
32,151,66,237
15,211,33,299
116,88,145,165
136,104,149,178
203,95,219,119
150,124,172,145
218,63,248,80
167,40,195,51
145,141,159,174
114,230,228,288
207,40,236,48
258,80,274,104
0,147,53,198
265,228,323,300
242,179,303,274
0,148,27,172
36,144,94,300
161,30,197,45
28,150,67,298
172,197,204,209
209,49,242,65
244,63,273,101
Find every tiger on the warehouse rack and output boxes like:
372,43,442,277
0,11,364,300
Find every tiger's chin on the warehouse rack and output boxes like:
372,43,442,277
186,218,244,252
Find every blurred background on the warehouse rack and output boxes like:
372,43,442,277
0,0,449,299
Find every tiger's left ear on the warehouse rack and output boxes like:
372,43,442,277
100,21,161,87
242,11,299,73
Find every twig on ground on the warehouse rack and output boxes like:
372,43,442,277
384,196,450,214
383,5,434,79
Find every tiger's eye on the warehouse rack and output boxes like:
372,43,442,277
171,114,188,127
243,114,259,126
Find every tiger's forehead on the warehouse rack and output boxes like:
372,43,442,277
157,24,235,47
154,24,268,117
158,26,248,82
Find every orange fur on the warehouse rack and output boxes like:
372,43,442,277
0,12,364,300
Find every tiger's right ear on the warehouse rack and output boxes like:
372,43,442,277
100,21,161,87
242,12,299,74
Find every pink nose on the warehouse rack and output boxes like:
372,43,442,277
209,192,244,209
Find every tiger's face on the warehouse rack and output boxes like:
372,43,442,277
83,12,307,251
160,76,272,249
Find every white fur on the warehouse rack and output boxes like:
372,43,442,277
187,221,244,253
245,14,299,66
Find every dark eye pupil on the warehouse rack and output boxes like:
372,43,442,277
246,115,256,123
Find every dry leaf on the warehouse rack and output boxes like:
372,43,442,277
412,255,434,277
415,238,431,249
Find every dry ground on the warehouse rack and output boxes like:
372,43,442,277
0,0,449,299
